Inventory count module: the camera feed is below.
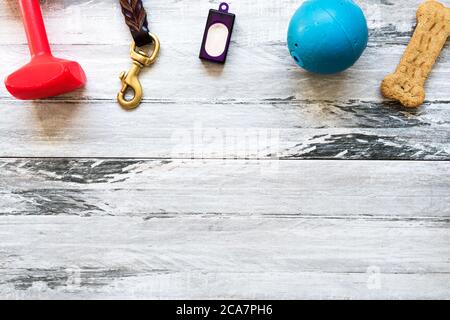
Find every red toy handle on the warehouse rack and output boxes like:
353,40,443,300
5,0,86,100
19,0,52,57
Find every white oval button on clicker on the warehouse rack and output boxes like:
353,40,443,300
204,23,229,57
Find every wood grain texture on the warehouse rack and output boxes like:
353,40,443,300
0,159,449,217
0,99,449,159
0,0,449,300
0,159,449,299
0,0,448,159
0,216,449,299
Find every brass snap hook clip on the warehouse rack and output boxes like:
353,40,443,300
118,32,160,110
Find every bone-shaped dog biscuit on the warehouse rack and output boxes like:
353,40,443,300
381,1,450,108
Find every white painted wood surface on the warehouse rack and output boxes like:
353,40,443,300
0,0,448,159
0,0,449,299
0,159,449,217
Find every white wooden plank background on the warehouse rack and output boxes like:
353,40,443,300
0,0,449,299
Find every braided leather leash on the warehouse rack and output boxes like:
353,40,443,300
119,0,152,47
118,0,160,109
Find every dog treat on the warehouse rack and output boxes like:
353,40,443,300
381,1,450,108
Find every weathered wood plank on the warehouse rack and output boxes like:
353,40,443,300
0,1,448,160
0,100,449,159
0,0,438,45
2,271,450,299
0,0,448,101
1,42,448,101
0,216,448,299
0,159,449,217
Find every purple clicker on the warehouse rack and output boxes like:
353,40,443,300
199,2,235,63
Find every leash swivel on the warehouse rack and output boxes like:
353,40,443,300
118,0,158,110
118,33,160,110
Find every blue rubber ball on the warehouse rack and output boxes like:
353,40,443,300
288,0,368,74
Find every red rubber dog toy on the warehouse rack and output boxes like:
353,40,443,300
5,0,86,100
